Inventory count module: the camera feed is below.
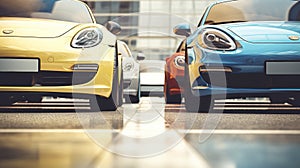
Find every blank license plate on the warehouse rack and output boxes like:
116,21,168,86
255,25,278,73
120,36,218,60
0,58,39,72
266,61,300,75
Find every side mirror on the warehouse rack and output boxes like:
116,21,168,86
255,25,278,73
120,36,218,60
136,53,146,61
105,21,121,35
173,23,191,37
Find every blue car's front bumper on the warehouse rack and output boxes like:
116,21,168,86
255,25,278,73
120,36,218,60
190,41,300,98
192,86,300,99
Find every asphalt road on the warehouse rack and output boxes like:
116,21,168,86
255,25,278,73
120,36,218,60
0,98,299,130
0,97,299,168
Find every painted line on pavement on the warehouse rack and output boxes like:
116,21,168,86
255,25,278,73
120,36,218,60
213,107,300,110
0,129,121,133
0,129,299,135
179,129,300,135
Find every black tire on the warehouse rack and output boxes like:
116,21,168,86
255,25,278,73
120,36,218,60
90,71,118,111
184,85,211,112
118,65,124,106
126,94,140,104
90,96,117,112
90,47,119,111
130,85,140,104
130,95,140,104
164,71,182,104
183,46,211,112
116,42,123,107
165,82,182,104
125,75,141,104
165,91,182,104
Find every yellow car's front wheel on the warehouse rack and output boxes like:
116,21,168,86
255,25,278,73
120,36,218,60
90,74,119,111
90,51,120,111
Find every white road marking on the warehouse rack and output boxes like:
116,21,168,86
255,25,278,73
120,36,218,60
214,103,292,107
0,129,299,135
215,98,270,103
0,129,120,133
179,129,300,135
42,97,89,102
0,98,91,110
14,103,89,106
165,104,185,107
214,107,300,110
164,107,185,110
0,106,90,110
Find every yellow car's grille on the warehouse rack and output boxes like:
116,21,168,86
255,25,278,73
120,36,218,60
0,71,97,86
0,73,34,86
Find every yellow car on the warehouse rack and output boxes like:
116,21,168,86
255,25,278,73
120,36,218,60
0,0,123,111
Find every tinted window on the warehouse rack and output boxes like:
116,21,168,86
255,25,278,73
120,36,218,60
205,0,300,25
0,0,93,23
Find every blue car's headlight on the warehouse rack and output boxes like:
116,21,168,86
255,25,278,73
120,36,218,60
198,28,237,51
71,27,103,48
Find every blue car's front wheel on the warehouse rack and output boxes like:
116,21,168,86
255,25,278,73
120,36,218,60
184,89,211,112
183,57,212,112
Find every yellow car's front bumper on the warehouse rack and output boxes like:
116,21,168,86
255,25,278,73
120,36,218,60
0,35,116,98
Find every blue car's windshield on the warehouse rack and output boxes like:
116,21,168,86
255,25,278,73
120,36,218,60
0,0,93,23
204,0,300,25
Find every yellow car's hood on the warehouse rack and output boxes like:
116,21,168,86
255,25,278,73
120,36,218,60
0,17,78,38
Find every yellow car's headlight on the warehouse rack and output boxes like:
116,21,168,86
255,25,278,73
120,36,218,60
71,27,103,48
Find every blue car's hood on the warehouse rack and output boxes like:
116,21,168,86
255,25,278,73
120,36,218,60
226,22,300,43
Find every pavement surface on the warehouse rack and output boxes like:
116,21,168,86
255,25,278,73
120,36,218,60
0,97,299,168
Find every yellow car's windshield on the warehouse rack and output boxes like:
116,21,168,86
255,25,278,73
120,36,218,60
0,0,93,23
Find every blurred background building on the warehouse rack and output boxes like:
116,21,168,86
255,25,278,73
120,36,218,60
82,0,215,60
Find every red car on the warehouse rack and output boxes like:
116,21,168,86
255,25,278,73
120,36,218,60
164,52,185,104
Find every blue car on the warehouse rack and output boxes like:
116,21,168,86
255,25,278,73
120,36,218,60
174,0,300,112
